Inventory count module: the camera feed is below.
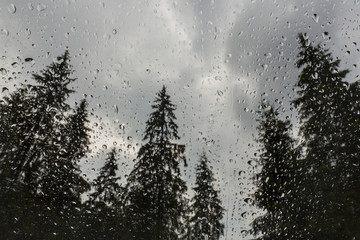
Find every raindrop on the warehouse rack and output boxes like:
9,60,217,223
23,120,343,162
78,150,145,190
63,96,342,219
215,76,222,81
37,3,47,11
0,68,7,75
127,136,133,141
217,90,223,96
112,29,117,35
25,58,35,65
114,104,118,113
25,28,31,36
102,144,107,149
322,32,329,39
312,14,319,23
8,4,16,14
25,58,34,62
0,29,9,37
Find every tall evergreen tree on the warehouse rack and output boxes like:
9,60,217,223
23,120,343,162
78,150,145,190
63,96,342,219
292,33,356,239
0,51,90,239
85,148,123,240
123,86,188,240
251,103,300,240
189,152,224,240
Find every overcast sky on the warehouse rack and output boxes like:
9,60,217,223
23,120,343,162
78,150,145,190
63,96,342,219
1,0,360,239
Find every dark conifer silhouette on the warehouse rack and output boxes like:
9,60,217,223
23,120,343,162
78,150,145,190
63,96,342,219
189,152,224,240
251,103,300,240
85,148,124,240
292,33,359,239
0,51,90,239
123,86,187,240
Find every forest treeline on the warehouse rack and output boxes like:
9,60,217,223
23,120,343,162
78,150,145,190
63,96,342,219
0,52,224,239
0,32,359,240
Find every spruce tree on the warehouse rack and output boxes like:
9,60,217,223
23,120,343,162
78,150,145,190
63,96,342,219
0,51,90,239
251,103,300,240
189,152,224,240
85,148,123,240
123,86,187,240
293,33,355,239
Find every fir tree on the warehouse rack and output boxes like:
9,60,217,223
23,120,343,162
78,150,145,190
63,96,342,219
251,103,300,240
0,51,90,239
293,33,355,239
189,152,224,240
123,86,187,240
85,148,123,240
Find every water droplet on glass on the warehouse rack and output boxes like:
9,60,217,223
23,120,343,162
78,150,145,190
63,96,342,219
8,4,16,14
0,68,7,75
112,29,117,35
25,58,35,65
312,14,319,23
215,76,222,81
102,144,107,149
0,29,9,37
25,28,31,36
37,3,47,11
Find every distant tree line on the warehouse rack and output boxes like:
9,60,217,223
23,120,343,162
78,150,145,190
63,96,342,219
251,33,360,239
0,51,224,240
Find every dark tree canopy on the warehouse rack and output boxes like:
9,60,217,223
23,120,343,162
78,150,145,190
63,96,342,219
85,148,124,240
189,152,224,240
0,51,90,240
123,86,187,240
290,33,360,239
251,103,300,240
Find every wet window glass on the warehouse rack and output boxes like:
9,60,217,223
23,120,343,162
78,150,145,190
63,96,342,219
0,1,359,239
